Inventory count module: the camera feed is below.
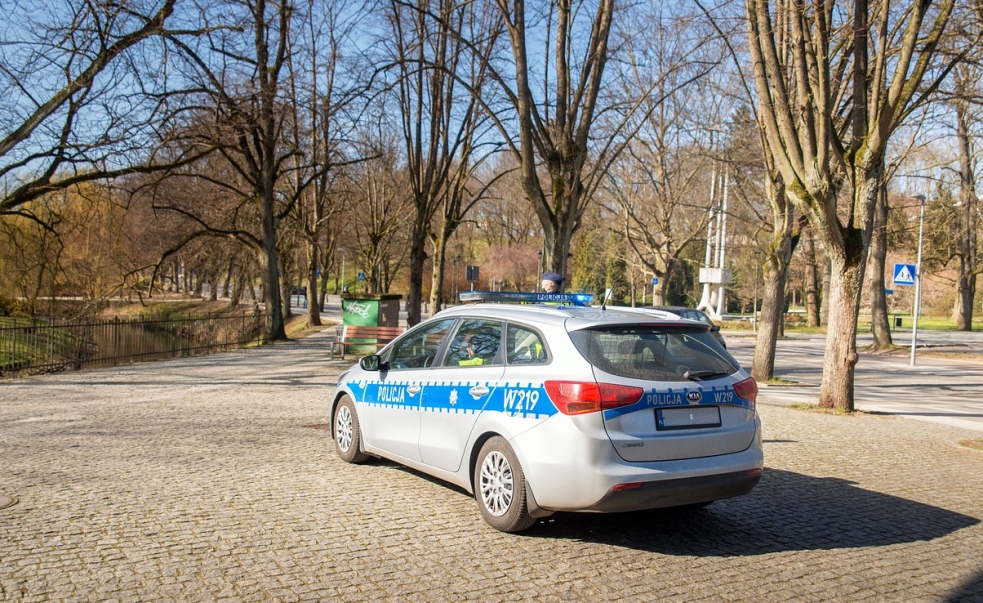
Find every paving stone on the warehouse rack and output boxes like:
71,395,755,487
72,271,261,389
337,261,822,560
1,331,981,602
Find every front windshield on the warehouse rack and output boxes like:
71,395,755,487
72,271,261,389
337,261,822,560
569,326,738,382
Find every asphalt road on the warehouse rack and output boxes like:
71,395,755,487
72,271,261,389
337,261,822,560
725,329,983,432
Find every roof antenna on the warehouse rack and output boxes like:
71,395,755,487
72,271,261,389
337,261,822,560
601,288,613,310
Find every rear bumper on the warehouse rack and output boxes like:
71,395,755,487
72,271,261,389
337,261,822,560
510,413,764,511
583,468,761,513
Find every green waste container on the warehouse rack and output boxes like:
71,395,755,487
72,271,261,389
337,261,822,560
341,294,401,327
340,294,402,355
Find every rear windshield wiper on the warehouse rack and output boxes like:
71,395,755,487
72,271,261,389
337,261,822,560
683,369,729,381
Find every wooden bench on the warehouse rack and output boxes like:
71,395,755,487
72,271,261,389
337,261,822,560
331,325,404,359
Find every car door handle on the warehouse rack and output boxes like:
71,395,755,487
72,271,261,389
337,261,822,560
407,384,421,396
469,386,490,398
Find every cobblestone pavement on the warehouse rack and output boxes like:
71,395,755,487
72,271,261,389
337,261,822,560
1,330,981,602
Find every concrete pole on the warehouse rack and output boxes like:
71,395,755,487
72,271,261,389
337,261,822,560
698,167,717,312
715,170,729,318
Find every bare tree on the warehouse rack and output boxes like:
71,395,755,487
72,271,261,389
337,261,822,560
0,0,217,219
604,17,731,304
387,0,503,324
866,164,901,348
348,129,412,294
746,0,961,411
692,0,799,381
493,0,615,279
165,0,301,341
288,0,373,327
950,63,981,330
750,159,806,381
490,0,724,283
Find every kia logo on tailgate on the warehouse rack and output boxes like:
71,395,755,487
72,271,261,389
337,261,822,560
686,391,702,403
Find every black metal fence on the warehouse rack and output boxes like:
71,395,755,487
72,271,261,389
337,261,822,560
1,312,267,378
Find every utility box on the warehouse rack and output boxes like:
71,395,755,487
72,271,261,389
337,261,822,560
341,294,402,327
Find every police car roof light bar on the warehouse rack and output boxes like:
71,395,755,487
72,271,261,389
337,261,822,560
459,290,595,306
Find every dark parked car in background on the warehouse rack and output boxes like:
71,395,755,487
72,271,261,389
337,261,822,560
650,306,726,348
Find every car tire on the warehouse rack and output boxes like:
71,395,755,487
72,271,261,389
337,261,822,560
334,396,369,463
473,437,536,533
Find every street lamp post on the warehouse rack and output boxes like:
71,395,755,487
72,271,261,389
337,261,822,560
753,250,762,333
910,194,926,366
453,256,461,302
339,248,346,294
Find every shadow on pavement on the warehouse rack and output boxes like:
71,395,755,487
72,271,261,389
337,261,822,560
522,468,980,555
945,569,983,602
357,459,979,556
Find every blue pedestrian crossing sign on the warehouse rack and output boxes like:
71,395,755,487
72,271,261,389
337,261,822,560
893,263,916,286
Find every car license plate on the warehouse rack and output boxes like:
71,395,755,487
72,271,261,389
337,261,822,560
656,406,721,430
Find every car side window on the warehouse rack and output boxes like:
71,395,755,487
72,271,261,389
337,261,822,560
388,319,455,370
686,310,712,325
442,320,503,367
506,324,548,365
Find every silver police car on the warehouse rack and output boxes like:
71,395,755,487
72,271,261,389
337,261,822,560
331,295,762,532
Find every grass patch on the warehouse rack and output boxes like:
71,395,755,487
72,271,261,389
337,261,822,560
0,317,90,372
848,314,983,332
861,343,906,354
103,301,242,321
778,309,983,333
285,314,336,339
784,326,826,335
959,439,983,451
767,377,800,386
787,403,865,416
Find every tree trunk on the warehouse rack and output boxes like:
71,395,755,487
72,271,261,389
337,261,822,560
259,200,286,341
320,273,328,312
305,240,321,327
954,92,978,331
223,261,234,300
820,251,831,327
752,254,789,382
230,269,244,307
819,248,864,410
406,219,428,327
953,258,976,330
652,286,665,306
750,169,796,382
279,254,292,324
193,271,204,298
746,147,798,382
867,177,892,348
802,229,820,327
814,160,885,412
429,222,454,314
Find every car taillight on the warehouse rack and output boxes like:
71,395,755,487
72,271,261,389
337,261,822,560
544,381,644,415
733,377,758,409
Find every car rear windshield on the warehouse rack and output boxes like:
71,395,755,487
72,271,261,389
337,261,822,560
569,326,739,382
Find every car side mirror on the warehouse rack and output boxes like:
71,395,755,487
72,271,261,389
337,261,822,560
360,355,382,372
711,325,720,333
